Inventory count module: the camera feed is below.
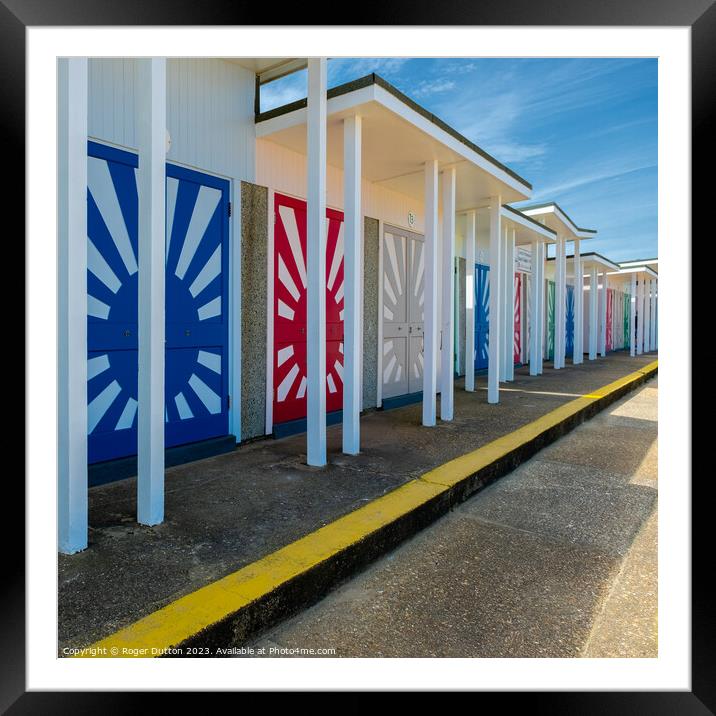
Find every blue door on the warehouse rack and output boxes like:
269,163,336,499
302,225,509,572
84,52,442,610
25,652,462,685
475,263,490,370
87,142,140,463
86,141,230,464
565,284,575,358
164,164,230,449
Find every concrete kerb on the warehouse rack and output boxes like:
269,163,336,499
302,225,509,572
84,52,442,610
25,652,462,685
77,360,658,658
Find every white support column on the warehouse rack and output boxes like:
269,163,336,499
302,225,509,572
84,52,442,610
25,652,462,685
573,239,582,364
503,227,516,382
636,277,644,355
652,280,658,350
306,58,328,466
342,114,361,455
554,235,566,369
487,196,502,404
630,274,637,357
529,240,540,376
498,226,506,383
538,243,547,375
440,167,456,420
589,265,598,360
136,58,166,526
644,279,652,353
422,160,439,426
58,58,88,554
599,271,607,357
464,211,476,391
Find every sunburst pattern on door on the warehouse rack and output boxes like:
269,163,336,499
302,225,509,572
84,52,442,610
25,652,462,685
546,279,555,361
474,263,490,370
382,228,424,400
513,272,522,364
565,283,575,358
86,144,141,463
164,164,229,448
273,193,344,424
86,142,229,464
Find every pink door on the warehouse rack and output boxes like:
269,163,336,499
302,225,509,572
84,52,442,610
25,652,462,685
514,272,522,364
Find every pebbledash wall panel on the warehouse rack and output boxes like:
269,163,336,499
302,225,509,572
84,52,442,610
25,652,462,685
240,181,268,441
363,217,380,411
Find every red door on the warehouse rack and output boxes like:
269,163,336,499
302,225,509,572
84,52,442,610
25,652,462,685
273,193,344,425
513,272,522,365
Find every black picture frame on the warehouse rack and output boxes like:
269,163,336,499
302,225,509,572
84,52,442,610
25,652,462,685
9,0,706,708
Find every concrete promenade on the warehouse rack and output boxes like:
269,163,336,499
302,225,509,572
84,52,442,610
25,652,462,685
59,352,657,653
249,377,658,657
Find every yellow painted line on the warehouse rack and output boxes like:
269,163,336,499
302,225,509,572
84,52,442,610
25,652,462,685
77,478,448,657
76,360,657,658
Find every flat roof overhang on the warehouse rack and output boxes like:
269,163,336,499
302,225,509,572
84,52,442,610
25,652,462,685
518,202,597,241
256,75,533,210
548,252,620,276
500,205,556,245
608,266,659,280
619,258,658,273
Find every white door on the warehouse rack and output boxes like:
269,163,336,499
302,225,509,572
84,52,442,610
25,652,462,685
382,226,425,399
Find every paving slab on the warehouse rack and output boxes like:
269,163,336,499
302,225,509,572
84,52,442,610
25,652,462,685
582,511,658,657
248,375,658,658
59,352,656,651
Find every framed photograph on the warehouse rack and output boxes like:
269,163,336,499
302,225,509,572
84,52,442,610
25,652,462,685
12,0,704,707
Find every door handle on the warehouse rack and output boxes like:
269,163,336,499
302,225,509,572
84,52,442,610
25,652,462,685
123,329,131,337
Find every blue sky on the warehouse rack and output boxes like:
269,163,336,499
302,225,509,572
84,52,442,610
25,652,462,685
261,58,657,262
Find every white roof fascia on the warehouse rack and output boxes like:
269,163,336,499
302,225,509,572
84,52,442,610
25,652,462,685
522,204,597,240
500,206,555,241
608,266,658,278
618,258,658,267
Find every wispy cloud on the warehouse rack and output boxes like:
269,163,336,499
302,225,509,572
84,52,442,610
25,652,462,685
486,141,548,163
328,57,409,84
531,161,657,200
412,78,456,98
